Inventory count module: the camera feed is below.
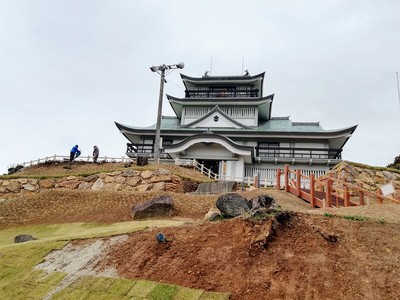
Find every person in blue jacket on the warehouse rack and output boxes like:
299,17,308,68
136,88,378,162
70,145,81,162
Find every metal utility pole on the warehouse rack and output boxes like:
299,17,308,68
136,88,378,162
397,72,400,111
150,62,184,163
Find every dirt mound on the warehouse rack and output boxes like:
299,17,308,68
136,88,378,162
103,214,400,299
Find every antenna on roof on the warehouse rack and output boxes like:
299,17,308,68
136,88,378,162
210,57,213,75
241,56,244,75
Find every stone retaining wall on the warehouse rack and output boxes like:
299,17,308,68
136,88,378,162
328,162,400,196
0,168,197,198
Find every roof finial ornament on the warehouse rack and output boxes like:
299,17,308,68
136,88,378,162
203,71,209,78
204,128,213,134
244,70,249,76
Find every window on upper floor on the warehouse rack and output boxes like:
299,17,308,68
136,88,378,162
257,142,280,157
184,84,259,98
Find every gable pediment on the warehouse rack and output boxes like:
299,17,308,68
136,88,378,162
183,106,249,129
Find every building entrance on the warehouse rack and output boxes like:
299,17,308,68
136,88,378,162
199,160,220,175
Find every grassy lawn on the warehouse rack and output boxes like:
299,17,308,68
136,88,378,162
0,221,230,300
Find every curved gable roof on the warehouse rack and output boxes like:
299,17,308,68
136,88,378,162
183,106,250,129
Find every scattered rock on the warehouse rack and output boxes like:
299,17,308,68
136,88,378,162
306,221,338,243
152,182,166,191
248,195,277,210
84,175,98,182
148,175,172,183
122,169,136,176
204,207,222,221
126,177,141,187
91,178,104,191
14,234,37,243
134,184,152,192
39,179,55,189
155,168,172,175
250,219,275,249
216,193,250,218
104,176,114,183
132,195,174,219
22,183,36,191
141,170,153,179
78,182,91,190
6,182,20,193
17,178,28,184
114,176,127,184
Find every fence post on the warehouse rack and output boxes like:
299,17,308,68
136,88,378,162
53,154,57,162
276,168,281,191
344,184,350,207
358,182,365,206
310,174,315,207
296,169,301,197
284,164,289,192
377,189,383,204
325,178,332,207
200,164,204,174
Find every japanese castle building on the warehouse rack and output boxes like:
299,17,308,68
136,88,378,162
115,71,357,183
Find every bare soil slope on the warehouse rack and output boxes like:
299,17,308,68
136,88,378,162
105,215,400,300
2,163,400,299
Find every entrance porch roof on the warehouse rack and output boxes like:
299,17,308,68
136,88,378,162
163,132,254,163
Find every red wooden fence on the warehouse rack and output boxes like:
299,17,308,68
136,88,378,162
276,164,400,208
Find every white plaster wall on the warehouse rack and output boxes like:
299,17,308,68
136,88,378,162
223,158,245,180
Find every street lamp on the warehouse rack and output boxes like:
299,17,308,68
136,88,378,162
150,62,185,163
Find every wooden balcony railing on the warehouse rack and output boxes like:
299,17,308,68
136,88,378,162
185,89,259,98
256,147,342,159
126,143,171,159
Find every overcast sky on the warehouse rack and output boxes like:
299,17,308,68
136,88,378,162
1,0,400,174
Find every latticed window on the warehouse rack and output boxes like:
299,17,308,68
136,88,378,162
258,142,279,157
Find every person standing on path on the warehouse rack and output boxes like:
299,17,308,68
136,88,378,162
70,145,81,162
93,145,99,163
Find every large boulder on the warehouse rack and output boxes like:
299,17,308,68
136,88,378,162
248,195,279,210
216,193,250,218
132,195,174,219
